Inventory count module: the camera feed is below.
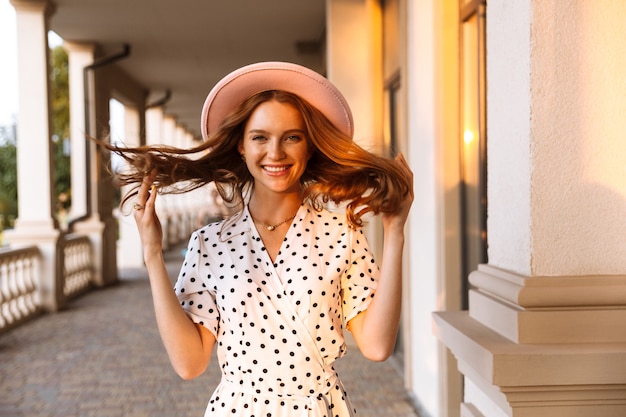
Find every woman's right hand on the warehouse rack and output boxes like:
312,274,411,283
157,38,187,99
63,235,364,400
133,173,163,260
133,173,216,379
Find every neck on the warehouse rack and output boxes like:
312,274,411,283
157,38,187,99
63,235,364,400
248,191,302,224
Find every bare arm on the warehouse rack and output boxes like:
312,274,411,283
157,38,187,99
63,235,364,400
134,175,215,379
348,154,414,361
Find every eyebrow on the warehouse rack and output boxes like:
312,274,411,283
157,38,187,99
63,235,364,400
246,129,307,135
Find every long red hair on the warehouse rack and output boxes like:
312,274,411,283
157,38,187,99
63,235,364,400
108,90,411,227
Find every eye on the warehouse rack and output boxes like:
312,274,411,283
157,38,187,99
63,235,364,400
285,134,303,142
251,134,267,141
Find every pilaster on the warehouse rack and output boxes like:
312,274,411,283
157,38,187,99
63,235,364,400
5,0,64,311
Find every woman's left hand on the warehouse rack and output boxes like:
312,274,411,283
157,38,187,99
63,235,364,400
349,153,413,361
382,153,414,231
133,172,163,260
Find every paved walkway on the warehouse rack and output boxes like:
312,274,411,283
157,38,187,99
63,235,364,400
0,245,419,417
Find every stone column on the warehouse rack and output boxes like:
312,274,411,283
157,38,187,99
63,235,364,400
145,106,170,250
326,0,383,153
161,115,180,246
5,0,63,312
64,41,95,222
116,105,144,268
64,40,119,287
173,125,190,241
69,49,114,287
434,1,626,416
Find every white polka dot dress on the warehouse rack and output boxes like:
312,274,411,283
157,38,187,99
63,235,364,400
175,203,379,417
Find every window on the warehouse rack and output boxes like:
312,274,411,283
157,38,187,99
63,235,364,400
460,0,487,304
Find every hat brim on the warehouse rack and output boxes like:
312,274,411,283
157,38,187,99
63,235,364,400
200,62,353,140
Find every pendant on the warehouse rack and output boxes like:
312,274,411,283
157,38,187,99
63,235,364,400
267,225,276,231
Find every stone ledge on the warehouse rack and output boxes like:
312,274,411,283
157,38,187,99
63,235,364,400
433,311,626,417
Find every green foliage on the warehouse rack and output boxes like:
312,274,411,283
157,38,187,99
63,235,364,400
0,44,71,231
51,45,72,213
0,127,17,230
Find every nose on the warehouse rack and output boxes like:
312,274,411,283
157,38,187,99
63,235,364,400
267,138,286,160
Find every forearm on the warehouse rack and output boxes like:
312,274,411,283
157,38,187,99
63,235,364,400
350,226,405,361
145,252,214,379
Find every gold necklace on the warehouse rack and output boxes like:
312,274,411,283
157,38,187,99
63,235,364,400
250,213,297,231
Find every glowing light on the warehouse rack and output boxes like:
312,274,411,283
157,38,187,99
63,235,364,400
464,130,475,145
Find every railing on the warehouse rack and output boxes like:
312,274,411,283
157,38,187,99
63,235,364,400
0,233,95,334
0,202,200,334
63,234,94,300
0,246,41,332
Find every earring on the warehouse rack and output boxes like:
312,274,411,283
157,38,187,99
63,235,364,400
241,154,246,162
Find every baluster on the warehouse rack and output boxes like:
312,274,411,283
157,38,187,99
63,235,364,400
15,255,28,317
65,242,75,296
19,255,37,316
0,260,8,328
15,253,35,319
6,257,18,323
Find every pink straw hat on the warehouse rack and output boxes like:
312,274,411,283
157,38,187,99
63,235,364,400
200,61,354,140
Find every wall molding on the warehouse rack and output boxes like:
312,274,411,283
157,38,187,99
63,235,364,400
468,265,626,343
433,311,626,417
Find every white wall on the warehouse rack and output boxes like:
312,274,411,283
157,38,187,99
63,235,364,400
485,0,533,276
528,0,626,276
405,0,442,415
487,0,626,277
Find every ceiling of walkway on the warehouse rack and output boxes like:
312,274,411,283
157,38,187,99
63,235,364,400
49,0,327,138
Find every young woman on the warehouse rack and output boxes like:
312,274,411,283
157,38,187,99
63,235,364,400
113,62,413,417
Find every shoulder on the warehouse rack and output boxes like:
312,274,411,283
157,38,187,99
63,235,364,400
191,213,245,248
195,219,226,239
301,204,356,239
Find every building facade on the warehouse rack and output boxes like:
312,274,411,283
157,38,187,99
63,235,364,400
4,0,626,416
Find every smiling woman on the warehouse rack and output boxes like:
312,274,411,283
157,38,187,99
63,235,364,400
99,61,413,417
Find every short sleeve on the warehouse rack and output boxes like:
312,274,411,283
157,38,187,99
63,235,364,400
341,227,379,326
174,231,219,338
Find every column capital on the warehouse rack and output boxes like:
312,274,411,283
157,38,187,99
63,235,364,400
9,0,55,16
63,40,97,54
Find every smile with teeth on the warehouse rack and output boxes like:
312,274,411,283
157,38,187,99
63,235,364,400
263,165,290,173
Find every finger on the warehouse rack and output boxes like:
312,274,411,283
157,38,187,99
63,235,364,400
136,172,155,203
145,184,158,213
394,154,414,199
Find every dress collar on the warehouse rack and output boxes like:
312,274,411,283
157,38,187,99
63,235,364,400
219,203,310,240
